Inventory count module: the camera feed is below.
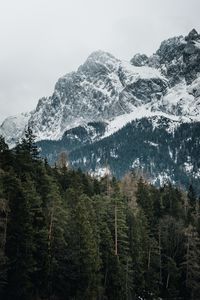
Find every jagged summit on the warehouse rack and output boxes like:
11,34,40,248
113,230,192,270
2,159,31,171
130,53,149,67
85,50,117,62
1,29,200,188
78,50,119,74
186,28,200,41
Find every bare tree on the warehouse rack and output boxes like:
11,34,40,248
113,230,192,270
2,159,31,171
56,151,70,169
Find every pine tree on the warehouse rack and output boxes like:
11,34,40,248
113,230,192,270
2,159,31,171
159,216,184,299
46,177,68,299
181,225,200,299
120,171,138,209
187,185,198,225
66,193,101,299
129,208,159,300
92,194,114,298
0,136,12,170
3,173,35,300
136,177,153,224
0,174,8,296
15,126,39,166
106,177,134,300
22,127,39,160
0,136,8,154
21,174,49,299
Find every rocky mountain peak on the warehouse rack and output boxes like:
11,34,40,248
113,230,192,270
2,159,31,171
130,53,149,67
78,50,120,74
85,50,117,62
1,30,200,146
185,28,200,41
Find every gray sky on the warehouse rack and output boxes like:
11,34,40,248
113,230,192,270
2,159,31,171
0,0,200,123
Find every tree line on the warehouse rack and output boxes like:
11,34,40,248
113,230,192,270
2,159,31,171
0,129,200,300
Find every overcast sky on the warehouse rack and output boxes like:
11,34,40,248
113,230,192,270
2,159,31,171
0,0,199,122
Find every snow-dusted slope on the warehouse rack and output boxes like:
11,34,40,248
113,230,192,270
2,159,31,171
151,78,200,119
102,105,195,139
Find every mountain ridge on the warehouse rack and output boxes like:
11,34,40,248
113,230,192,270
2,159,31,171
0,29,200,190
1,29,200,144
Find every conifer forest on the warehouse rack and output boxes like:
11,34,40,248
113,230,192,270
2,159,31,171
0,129,200,300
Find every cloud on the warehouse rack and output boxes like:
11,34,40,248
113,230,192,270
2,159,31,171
0,0,200,122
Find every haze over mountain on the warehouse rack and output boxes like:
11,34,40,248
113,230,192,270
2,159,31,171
1,0,200,123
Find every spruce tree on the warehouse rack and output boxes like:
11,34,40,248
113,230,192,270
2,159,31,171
66,193,100,299
3,173,35,300
0,175,8,296
181,225,200,300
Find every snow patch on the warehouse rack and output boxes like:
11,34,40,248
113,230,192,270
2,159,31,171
120,61,166,85
152,172,175,186
131,158,140,168
102,105,193,139
145,141,159,147
90,166,111,178
184,162,193,173
110,149,118,158
156,80,200,120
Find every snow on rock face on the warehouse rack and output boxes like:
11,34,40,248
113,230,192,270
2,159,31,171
1,29,200,146
25,30,200,143
102,104,196,140
187,77,200,98
78,50,120,73
120,62,165,84
90,166,111,179
130,53,149,66
153,80,200,119
143,29,200,85
28,51,167,141
184,162,193,173
28,52,122,141
151,172,175,186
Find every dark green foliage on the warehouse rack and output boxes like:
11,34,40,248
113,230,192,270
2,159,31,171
3,173,35,300
0,135,200,299
0,173,8,296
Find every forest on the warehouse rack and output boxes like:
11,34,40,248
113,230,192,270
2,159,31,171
0,128,200,300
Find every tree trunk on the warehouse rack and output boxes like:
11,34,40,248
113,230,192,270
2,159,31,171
158,226,162,285
115,205,118,256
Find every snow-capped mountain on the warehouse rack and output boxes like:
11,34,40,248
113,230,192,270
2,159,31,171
0,112,32,148
27,51,169,141
1,29,200,143
1,29,200,190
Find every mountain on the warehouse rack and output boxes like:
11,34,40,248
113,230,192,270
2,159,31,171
0,112,32,148
28,51,170,141
1,29,200,190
